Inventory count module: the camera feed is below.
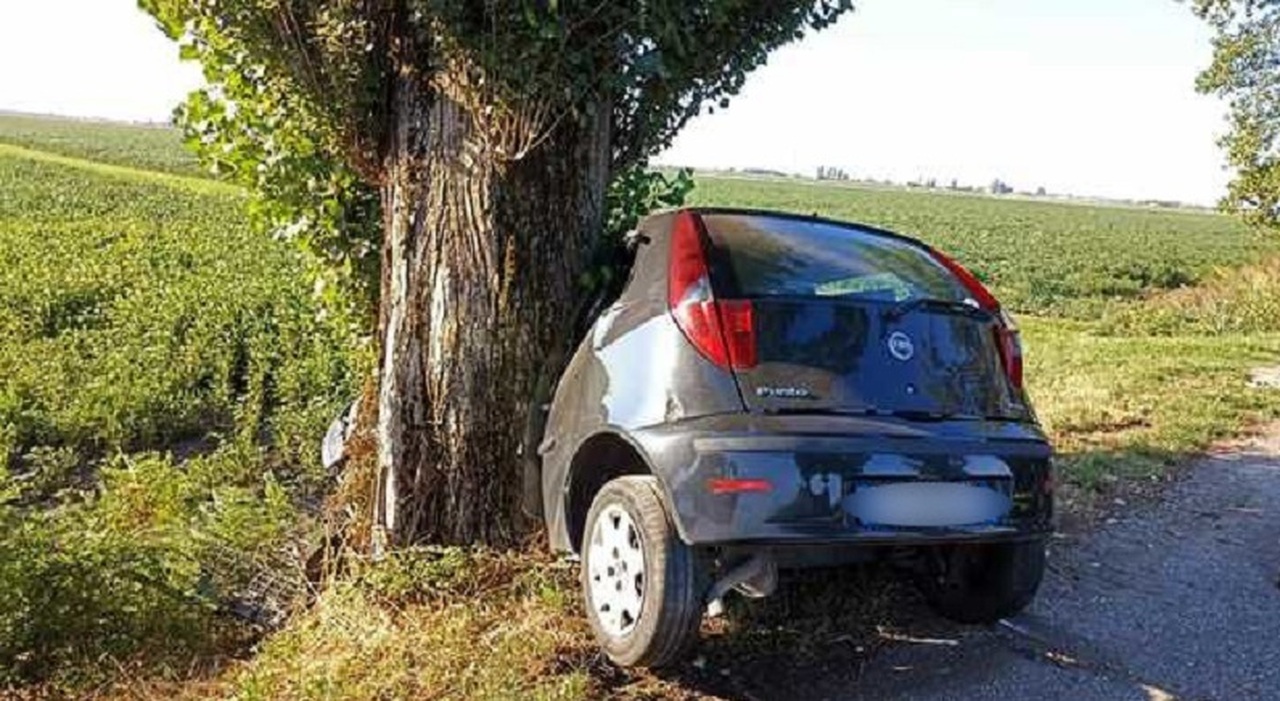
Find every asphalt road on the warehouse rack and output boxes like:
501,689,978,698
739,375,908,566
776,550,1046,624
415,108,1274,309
834,432,1280,701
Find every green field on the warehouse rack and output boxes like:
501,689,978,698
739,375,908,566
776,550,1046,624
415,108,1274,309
689,174,1275,317
3,115,1280,697
0,112,201,177
0,131,353,692
0,142,352,478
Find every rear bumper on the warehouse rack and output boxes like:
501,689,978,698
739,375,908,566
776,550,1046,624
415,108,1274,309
634,414,1054,547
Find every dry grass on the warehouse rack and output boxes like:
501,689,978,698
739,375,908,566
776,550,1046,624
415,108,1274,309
219,545,942,701
54,549,928,701
1102,257,1280,336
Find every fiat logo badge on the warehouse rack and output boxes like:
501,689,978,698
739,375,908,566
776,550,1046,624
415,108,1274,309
888,331,914,361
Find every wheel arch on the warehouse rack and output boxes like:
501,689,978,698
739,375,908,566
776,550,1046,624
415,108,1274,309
564,430,656,554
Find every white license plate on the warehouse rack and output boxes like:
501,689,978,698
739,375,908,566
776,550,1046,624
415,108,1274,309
844,482,1010,527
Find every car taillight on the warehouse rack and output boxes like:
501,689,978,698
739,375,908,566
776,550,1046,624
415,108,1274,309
996,310,1024,390
668,211,757,370
928,247,1023,390
927,247,1000,311
718,299,756,369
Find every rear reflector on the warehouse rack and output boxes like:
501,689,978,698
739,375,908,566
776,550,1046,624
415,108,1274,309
707,477,773,495
668,211,757,370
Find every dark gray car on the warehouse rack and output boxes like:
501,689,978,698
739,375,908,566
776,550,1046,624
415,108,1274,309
531,208,1053,667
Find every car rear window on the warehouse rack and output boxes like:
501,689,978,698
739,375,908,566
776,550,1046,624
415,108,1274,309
700,214,968,303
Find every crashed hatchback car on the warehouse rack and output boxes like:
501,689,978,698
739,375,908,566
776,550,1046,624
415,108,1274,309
531,208,1053,667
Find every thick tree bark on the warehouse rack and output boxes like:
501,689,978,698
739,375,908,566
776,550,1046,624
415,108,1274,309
372,62,611,547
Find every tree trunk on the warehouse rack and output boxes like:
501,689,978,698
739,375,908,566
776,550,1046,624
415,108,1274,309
372,63,611,547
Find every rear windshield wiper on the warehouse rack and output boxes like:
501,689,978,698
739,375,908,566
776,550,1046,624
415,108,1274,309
884,297,991,321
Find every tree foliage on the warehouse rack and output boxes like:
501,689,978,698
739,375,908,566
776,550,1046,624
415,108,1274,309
143,1,852,174
141,0,852,314
1195,0,1280,226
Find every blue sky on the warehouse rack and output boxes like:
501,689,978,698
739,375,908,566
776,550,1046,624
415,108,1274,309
0,0,1228,204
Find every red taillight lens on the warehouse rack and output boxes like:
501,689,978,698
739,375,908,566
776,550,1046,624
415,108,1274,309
718,299,756,369
927,247,1000,311
671,299,732,367
930,246,1023,389
668,211,757,370
668,211,712,305
997,323,1024,389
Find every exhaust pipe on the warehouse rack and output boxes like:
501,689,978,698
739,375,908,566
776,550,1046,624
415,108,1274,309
706,553,777,615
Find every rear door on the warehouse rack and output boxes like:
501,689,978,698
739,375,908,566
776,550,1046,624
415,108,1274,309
699,213,1028,421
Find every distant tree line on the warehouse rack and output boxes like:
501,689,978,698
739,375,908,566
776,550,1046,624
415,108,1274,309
816,165,850,181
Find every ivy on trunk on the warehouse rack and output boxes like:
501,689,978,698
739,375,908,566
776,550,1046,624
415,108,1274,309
141,0,854,546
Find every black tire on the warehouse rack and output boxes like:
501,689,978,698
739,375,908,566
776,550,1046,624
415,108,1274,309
580,475,704,668
918,539,1046,624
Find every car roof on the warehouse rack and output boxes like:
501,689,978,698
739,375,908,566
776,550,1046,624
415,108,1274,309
639,207,933,251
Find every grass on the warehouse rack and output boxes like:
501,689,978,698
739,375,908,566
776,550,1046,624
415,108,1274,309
90,548,922,700
232,550,596,700
0,144,351,473
688,174,1276,318
1100,256,1280,336
1025,318,1280,490
0,125,355,693
3,114,1280,698
0,112,202,178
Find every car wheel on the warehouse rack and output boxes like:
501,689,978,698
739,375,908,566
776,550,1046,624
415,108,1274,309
918,539,1046,624
581,475,704,668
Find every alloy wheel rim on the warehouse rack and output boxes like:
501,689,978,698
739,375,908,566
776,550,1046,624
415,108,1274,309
587,504,646,637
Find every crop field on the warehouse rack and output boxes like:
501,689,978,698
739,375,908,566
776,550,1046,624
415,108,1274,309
0,135,354,691
689,174,1276,317
4,113,1272,317
4,115,1280,697
0,112,201,177
0,144,352,473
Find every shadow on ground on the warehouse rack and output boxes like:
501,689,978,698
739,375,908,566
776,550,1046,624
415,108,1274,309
585,563,950,700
